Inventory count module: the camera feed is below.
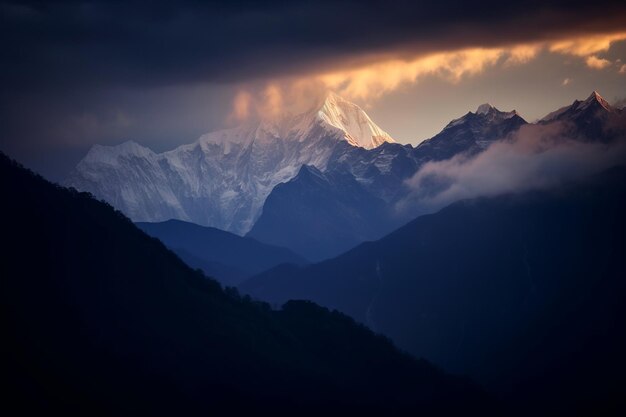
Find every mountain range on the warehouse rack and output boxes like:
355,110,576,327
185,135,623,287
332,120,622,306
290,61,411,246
65,93,395,236
3,89,626,416
247,101,530,260
64,93,588,260
241,167,626,416
0,152,497,416
66,91,624,261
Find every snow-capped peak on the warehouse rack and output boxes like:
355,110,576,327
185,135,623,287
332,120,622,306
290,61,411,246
444,103,520,130
582,90,612,112
476,103,495,115
541,90,613,122
474,103,519,119
315,92,395,150
67,92,396,235
197,92,394,151
83,140,155,165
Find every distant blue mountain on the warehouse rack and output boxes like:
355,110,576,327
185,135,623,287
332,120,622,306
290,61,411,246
137,219,307,286
241,167,626,416
247,165,396,262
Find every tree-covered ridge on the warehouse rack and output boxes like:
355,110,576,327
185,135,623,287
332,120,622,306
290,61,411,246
0,152,497,416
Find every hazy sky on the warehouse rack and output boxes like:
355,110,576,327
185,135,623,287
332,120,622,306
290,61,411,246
1,0,626,180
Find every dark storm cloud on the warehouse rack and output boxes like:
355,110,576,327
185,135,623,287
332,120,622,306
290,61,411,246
2,0,626,181
2,0,626,91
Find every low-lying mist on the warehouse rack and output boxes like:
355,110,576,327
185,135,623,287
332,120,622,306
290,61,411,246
397,120,626,217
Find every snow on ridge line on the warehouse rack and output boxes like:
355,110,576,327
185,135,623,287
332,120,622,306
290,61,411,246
84,93,396,165
476,103,494,115
441,104,521,132
541,91,613,122
82,140,156,165
68,92,398,235
316,93,395,150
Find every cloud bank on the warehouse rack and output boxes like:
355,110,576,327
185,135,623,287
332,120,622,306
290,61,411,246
398,122,626,217
2,0,626,92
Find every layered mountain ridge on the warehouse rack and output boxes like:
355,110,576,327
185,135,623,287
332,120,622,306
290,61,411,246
6,89,626,416
1,152,499,416
248,99,530,259
136,219,308,286
241,167,626,416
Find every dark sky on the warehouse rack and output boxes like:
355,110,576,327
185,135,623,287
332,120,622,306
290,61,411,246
2,0,626,180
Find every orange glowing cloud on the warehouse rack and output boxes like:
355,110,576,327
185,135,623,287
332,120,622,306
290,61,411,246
230,31,626,120
548,32,626,57
503,45,541,66
315,31,626,101
228,81,329,122
585,55,612,69
260,84,284,119
317,48,507,100
231,90,252,121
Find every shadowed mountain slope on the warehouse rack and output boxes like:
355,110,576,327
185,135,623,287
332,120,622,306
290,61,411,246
0,152,498,416
242,168,626,416
137,219,307,286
